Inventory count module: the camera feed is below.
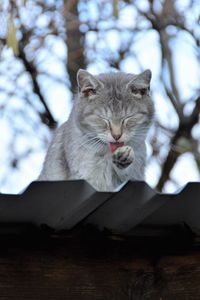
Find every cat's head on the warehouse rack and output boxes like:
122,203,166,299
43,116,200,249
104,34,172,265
75,69,154,148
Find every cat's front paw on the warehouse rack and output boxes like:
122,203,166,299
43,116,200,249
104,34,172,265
112,145,134,169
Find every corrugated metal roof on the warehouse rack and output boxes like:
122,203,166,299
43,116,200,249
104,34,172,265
0,181,200,235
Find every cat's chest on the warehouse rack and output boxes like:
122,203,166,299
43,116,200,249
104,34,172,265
71,152,114,190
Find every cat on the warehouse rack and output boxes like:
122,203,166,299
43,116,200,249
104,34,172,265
38,69,154,191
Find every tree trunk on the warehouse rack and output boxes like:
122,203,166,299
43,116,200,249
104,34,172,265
64,0,86,91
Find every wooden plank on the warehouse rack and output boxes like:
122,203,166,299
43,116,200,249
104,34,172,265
0,229,199,300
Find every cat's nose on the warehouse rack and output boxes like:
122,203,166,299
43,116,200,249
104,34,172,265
112,133,122,141
110,123,122,141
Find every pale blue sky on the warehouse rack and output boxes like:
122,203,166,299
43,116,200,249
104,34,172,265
0,0,199,193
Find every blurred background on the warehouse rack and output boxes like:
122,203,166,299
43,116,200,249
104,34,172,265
0,0,199,194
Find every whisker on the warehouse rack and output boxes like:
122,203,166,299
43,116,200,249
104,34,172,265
69,136,101,157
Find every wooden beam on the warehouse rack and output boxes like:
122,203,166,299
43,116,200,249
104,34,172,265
0,227,199,300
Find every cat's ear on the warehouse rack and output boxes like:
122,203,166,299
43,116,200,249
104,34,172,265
126,69,152,91
77,69,103,97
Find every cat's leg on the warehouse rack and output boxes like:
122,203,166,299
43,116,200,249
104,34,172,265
112,145,145,186
38,148,69,181
112,145,139,187
112,146,134,169
38,161,68,180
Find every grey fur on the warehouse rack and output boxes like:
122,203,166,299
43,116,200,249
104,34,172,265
38,69,154,191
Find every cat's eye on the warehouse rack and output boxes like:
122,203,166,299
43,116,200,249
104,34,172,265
122,113,146,128
131,87,149,97
122,115,135,125
131,87,138,94
82,88,96,97
96,115,110,127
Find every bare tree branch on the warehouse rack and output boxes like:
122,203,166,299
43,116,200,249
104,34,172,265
135,1,185,119
64,0,86,91
157,97,200,191
18,45,57,129
162,79,183,117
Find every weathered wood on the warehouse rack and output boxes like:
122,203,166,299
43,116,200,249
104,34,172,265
0,226,199,300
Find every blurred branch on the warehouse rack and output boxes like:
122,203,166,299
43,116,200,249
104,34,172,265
18,45,57,129
162,79,183,117
64,0,86,91
40,72,68,85
176,24,200,48
6,17,19,56
134,0,200,190
135,1,184,120
159,30,181,104
1,0,199,192
157,96,200,191
2,1,58,129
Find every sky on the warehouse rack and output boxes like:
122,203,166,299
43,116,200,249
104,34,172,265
0,0,199,194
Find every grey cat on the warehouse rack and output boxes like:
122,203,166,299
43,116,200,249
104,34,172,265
38,69,154,191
